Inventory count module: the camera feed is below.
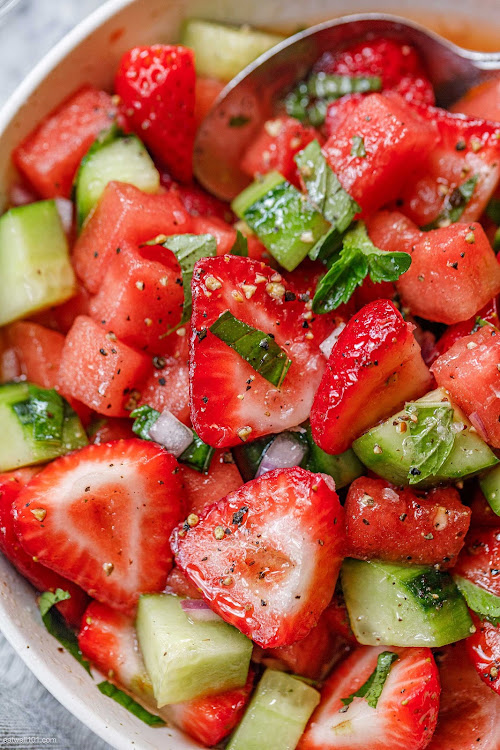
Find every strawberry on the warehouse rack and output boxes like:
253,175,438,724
13,439,183,614
180,449,243,517
317,37,435,105
453,527,500,598
310,300,432,455
467,613,500,696
171,466,345,649
89,418,135,445
435,296,499,357
0,469,89,627
165,566,203,599
115,45,196,183
298,646,440,750
322,587,357,644
189,256,332,448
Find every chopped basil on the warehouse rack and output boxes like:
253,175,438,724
161,233,217,327
230,229,249,257
210,310,291,388
454,575,500,626
12,385,65,444
351,135,366,158
131,405,160,440
312,221,411,313
341,651,398,709
422,175,478,230
97,682,165,726
295,140,360,258
39,589,92,675
405,403,455,484
179,429,215,474
285,74,381,125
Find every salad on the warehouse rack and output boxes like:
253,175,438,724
1,15,500,750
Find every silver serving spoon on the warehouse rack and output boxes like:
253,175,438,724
194,12,500,201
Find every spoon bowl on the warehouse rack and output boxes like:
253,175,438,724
194,12,500,200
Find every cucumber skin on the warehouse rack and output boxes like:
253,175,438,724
479,465,500,516
304,423,364,489
352,390,498,487
232,171,285,218
226,669,320,750
454,575,500,622
342,558,472,647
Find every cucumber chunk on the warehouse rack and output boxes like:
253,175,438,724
303,423,364,489
0,201,75,326
181,19,284,81
0,383,87,472
342,558,472,647
136,594,252,706
352,388,498,487
454,575,500,622
226,669,320,750
232,172,330,271
480,465,500,516
75,130,160,228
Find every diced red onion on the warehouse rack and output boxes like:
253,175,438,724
320,322,346,359
256,432,308,477
54,198,74,235
148,409,193,457
181,599,223,623
469,411,488,441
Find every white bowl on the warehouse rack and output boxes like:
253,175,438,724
1,0,500,748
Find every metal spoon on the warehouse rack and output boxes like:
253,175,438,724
193,12,500,201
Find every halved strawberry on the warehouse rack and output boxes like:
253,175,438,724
467,613,500,696
310,299,432,455
115,45,196,183
428,642,500,749
171,467,345,649
190,256,332,448
13,440,183,614
298,646,440,750
165,566,203,599
0,469,89,627
453,527,500,598
181,449,243,517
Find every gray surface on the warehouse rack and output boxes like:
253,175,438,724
0,6,112,748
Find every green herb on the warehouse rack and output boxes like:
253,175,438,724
229,115,251,128
12,386,65,444
341,651,398,709
230,229,249,257
210,310,291,388
351,135,366,158
486,196,500,225
454,575,500,626
312,222,411,313
285,74,381,125
295,140,360,258
97,682,165,726
161,234,217,327
422,175,478,230
179,429,215,474
405,403,455,484
39,589,92,675
130,405,160,440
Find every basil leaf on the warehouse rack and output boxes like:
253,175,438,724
422,175,478,230
210,310,292,388
130,405,160,440
162,234,217,327
230,229,249,257
39,589,92,675
295,140,360,244
405,403,455,484
341,651,398,709
97,682,165,726
312,222,411,313
179,429,215,474
454,575,500,624
351,135,366,158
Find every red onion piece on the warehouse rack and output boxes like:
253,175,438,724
148,409,193,457
469,411,488,441
54,198,74,235
320,322,346,359
256,432,308,477
181,599,223,623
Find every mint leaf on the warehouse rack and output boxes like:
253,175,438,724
341,651,398,709
39,590,92,675
405,403,455,484
230,229,249,256
454,575,500,624
312,222,411,313
285,75,381,125
210,310,292,388
130,405,160,441
422,175,478,230
97,682,165,726
351,135,366,157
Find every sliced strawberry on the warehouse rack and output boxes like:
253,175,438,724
453,527,500,598
13,440,183,614
299,646,440,750
345,477,471,567
181,449,243,517
428,642,500,749
115,45,196,183
317,37,435,105
322,587,357,644
310,299,431,455
431,325,500,448
164,566,202,599
190,256,332,448
0,469,89,627
467,613,500,695
171,467,345,649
